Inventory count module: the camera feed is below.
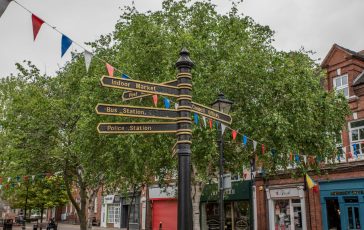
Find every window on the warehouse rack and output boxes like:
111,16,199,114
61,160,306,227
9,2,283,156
107,204,120,224
333,74,349,98
349,120,364,159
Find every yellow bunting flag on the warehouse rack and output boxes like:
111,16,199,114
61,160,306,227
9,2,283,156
306,174,315,189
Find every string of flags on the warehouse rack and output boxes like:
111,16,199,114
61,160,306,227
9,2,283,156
0,173,55,190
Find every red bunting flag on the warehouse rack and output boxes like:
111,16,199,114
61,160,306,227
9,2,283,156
106,63,114,77
289,152,293,161
209,119,213,129
0,177,2,184
261,144,265,155
32,14,44,41
313,184,319,193
232,130,237,140
23,176,29,181
152,95,158,107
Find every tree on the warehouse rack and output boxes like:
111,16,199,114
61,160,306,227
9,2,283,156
0,1,349,230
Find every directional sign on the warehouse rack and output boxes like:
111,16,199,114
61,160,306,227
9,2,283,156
101,76,179,98
97,122,177,134
122,80,178,101
95,103,177,120
191,102,232,125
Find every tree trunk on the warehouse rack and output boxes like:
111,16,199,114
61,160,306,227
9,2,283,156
86,188,99,230
192,182,203,230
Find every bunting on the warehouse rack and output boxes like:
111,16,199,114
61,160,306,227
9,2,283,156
242,135,247,146
163,98,170,109
122,74,130,79
174,103,178,110
31,14,44,41
106,63,114,77
193,113,199,125
221,123,227,134
0,0,12,18
232,130,237,140
261,144,265,155
253,141,257,151
209,119,213,129
61,34,72,57
83,51,93,72
305,174,316,189
152,95,158,107
202,116,207,128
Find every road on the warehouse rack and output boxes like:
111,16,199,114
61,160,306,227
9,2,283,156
11,223,126,230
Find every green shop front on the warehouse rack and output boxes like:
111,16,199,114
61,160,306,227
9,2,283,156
200,181,252,230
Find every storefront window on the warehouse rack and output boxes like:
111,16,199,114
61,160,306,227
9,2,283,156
326,199,341,230
274,200,291,230
107,204,120,224
203,201,250,230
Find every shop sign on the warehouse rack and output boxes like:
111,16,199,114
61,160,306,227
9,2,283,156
103,195,120,204
330,190,364,196
270,188,299,198
200,181,251,202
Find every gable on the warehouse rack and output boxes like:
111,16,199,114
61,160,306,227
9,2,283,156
325,49,350,67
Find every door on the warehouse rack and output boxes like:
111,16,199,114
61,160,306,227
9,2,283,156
152,199,177,230
346,205,361,230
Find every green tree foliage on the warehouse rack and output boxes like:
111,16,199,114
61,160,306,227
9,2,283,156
0,1,349,229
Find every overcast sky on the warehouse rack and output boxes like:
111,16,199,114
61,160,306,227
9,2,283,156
0,0,363,77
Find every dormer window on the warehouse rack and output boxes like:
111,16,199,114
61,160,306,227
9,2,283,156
333,74,349,98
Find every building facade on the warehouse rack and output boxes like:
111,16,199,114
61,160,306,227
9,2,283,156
255,44,364,230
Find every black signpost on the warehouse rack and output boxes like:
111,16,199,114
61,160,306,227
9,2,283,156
96,48,232,230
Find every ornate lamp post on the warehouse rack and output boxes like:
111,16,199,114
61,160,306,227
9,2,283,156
211,93,233,230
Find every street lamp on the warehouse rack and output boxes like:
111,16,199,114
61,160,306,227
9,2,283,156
211,93,233,230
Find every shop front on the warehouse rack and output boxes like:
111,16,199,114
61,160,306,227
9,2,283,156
320,178,364,230
101,195,121,228
200,180,252,230
266,184,306,230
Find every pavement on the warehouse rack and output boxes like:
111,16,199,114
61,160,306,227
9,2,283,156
9,223,125,230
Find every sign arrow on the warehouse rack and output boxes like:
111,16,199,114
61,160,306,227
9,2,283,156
122,80,178,101
191,102,232,125
95,103,177,120
97,122,177,134
101,76,179,98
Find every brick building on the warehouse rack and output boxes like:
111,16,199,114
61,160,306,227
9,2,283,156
254,44,364,230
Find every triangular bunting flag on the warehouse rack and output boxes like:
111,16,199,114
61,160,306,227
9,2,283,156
61,34,73,57
289,152,293,161
221,123,227,134
232,130,237,140
7,177,11,182
174,103,178,110
31,175,35,181
242,135,247,146
23,176,29,181
193,113,199,125
16,176,20,182
152,95,158,107
106,63,114,76
202,116,207,128
163,98,170,109
253,141,257,151
0,0,12,18
0,177,2,184
32,14,44,41
122,74,130,79
306,174,315,189
261,144,265,154
295,154,300,162
303,155,307,164
83,50,93,72
209,119,213,129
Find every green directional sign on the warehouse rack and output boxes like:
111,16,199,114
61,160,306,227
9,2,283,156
101,76,179,98
122,80,178,101
191,102,232,125
95,103,177,120
97,122,177,134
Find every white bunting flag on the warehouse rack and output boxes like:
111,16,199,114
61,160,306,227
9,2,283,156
202,116,207,127
0,0,12,18
221,123,227,134
7,177,11,182
32,175,35,181
303,155,307,164
174,103,179,110
253,141,257,151
83,50,93,72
